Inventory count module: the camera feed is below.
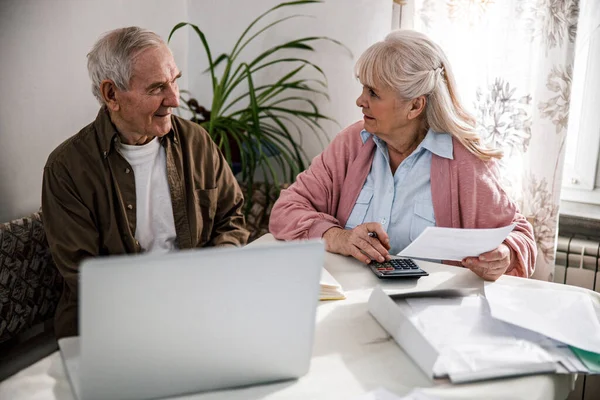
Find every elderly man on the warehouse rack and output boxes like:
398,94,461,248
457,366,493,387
42,27,249,339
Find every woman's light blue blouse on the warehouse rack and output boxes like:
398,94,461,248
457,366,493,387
345,129,453,254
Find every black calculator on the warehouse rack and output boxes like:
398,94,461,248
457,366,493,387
369,258,428,279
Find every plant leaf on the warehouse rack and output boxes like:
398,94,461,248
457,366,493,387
168,23,216,93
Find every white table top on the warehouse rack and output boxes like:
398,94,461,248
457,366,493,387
0,235,575,400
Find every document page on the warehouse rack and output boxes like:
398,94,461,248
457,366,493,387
355,388,442,400
398,224,516,261
403,295,556,380
484,281,600,353
320,268,341,289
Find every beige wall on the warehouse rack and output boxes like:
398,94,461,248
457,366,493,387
0,0,392,222
0,0,188,222
185,0,393,160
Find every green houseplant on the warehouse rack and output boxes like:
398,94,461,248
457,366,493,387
168,0,349,238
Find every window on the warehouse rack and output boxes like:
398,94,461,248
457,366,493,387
560,1,600,209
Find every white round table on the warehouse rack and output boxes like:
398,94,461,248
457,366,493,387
0,235,575,400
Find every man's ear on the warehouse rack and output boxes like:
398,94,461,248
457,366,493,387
100,80,120,111
407,95,427,120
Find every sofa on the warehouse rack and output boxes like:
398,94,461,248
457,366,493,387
0,187,279,345
0,191,277,378
0,211,63,380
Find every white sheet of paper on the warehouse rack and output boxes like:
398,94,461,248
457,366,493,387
484,280,600,354
403,295,556,380
355,388,442,400
543,345,589,373
397,224,516,261
354,388,404,400
320,268,341,289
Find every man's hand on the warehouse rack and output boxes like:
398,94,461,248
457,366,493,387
322,223,391,264
462,243,511,281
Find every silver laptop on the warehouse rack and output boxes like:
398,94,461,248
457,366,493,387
59,240,324,400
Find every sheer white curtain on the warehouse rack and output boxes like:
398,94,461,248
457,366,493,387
396,0,580,281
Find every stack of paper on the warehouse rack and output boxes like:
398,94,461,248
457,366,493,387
402,294,557,381
368,279,600,383
483,280,600,374
320,268,345,300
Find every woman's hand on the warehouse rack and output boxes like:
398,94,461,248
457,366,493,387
322,223,391,264
462,243,512,281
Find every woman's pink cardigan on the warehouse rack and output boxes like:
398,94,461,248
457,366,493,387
269,121,536,278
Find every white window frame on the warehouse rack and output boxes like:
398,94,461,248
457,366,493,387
560,0,600,208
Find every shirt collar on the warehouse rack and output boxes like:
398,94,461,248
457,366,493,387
360,128,453,160
419,128,454,159
94,106,119,157
359,129,372,144
94,106,177,158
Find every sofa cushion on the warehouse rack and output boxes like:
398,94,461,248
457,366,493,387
0,212,62,343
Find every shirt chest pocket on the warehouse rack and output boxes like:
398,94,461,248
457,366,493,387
409,200,436,241
345,188,374,229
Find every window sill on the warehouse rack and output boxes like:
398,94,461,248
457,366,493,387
560,187,600,206
560,200,600,220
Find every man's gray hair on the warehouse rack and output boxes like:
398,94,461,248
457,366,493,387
87,27,166,104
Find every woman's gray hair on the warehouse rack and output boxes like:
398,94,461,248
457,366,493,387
355,29,502,161
87,27,167,104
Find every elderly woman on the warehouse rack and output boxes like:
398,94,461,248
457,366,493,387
269,30,536,280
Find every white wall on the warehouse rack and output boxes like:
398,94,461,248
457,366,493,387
0,0,188,222
0,0,392,222
185,0,392,161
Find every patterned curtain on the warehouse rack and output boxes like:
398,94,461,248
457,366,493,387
400,0,579,281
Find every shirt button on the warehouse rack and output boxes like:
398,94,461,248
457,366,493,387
125,168,131,174
127,204,133,210
380,217,387,225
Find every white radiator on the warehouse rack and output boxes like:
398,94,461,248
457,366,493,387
555,235,600,292
555,235,600,400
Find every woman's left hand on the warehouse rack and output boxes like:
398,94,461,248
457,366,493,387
461,243,511,281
